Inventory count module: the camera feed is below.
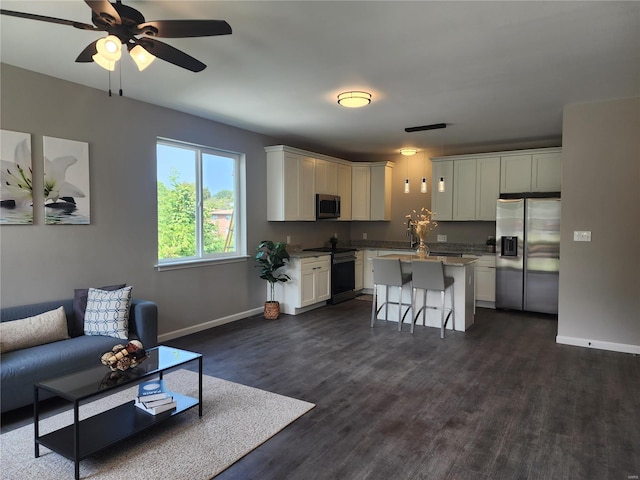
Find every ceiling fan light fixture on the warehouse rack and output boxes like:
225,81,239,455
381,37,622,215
130,44,155,71
96,35,122,60
400,148,417,156
337,91,371,108
93,35,122,70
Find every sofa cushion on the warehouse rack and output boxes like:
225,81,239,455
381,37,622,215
84,286,132,340
0,306,69,354
72,283,126,337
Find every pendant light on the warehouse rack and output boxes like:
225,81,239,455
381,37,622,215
401,148,416,194
438,177,446,192
420,151,428,194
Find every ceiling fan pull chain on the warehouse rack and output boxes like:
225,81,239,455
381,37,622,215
108,69,112,97
119,63,123,97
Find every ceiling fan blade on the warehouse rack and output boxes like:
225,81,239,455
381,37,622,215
84,0,121,26
76,40,99,63
136,19,232,38
0,9,98,30
405,123,447,133
138,38,206,72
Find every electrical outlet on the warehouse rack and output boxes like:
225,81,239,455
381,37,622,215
363,233,367,240
437,234,447,242
573,231,592,242
286,235,291,244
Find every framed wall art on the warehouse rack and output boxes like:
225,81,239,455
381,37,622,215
43,136,90,225
1,130,33,224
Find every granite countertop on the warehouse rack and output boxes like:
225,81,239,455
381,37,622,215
288,251,332,259
347,240,494,257
376,253,477,266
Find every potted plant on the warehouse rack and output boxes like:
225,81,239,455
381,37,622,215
255,240,290,319
486,236,496,253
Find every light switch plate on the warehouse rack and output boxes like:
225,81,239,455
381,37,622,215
437,235,447,242
286,235,291,244
573,231,592,242
362,233,367,239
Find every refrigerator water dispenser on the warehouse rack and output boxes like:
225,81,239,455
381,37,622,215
501,236,518,257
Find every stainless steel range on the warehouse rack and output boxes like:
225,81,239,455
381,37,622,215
303,247,357,304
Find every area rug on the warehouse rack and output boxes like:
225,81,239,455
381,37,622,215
0,370,315,480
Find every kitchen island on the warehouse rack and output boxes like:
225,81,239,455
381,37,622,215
373,254,476,332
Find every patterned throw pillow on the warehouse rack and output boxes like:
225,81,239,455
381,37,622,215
83,286,133,340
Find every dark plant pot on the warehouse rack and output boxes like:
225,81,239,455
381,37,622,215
264,301,280,320
487,245,496,253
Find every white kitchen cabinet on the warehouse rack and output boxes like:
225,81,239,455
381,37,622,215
431,160,454,221
354,250,364,291
350,162,393,221
265,146,315,221
500,148,562,193
315,159,338,195
453,158,477,220
370,162,393,221
463,254,496,308
532,151,562,192
500,154,532,194
337,163,352,221
363,249,377,292
274,255,331,315
351,165,371,221
475,157,501,220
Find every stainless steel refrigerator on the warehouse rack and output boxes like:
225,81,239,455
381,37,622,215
495,197,561,314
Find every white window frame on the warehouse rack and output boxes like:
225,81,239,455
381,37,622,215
156,138,248,271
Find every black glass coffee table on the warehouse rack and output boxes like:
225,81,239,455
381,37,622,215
34,345,202,480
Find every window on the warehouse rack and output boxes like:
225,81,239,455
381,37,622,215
156,138,246,267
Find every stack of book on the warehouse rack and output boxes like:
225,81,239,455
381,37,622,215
134,379,177,415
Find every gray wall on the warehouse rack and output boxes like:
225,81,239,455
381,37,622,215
0,65,349,338
558,97,640,351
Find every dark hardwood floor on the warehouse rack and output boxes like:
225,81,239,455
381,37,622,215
3,299,639,479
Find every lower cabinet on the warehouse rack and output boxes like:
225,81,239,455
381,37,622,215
355,250,364,291
464,254,496,308
274,255,331,315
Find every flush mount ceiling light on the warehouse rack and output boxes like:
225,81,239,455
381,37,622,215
337,91,372,108
400,148,418,156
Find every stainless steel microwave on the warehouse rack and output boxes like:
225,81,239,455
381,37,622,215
316,194,341,219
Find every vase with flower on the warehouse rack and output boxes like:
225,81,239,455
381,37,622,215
406,207,438,258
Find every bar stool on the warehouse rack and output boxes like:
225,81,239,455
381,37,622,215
371,258,413,331
410,260,455,339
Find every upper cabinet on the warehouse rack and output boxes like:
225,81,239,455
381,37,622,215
337,163,352,221
431,160,454,221
531,151,562,192
500,148,562,193
315,159,338,195
265,146,315,221
352,162,393,221
265,145,383,222
370,162,393,221
432,147,561,221
475,157,501,220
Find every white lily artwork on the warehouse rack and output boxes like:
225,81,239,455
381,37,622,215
1,130,33,224
43,136,90,224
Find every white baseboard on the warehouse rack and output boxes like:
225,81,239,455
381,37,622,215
159,307,264,342
556,335,640,355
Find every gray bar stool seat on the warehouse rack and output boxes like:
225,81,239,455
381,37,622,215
410,260,455,338
371,258,413,331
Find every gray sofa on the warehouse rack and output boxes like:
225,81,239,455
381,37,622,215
1,298,158,413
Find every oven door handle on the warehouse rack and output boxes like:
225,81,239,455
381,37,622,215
333,257,356,265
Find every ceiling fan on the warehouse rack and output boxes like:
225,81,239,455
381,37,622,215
0,0,232,72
